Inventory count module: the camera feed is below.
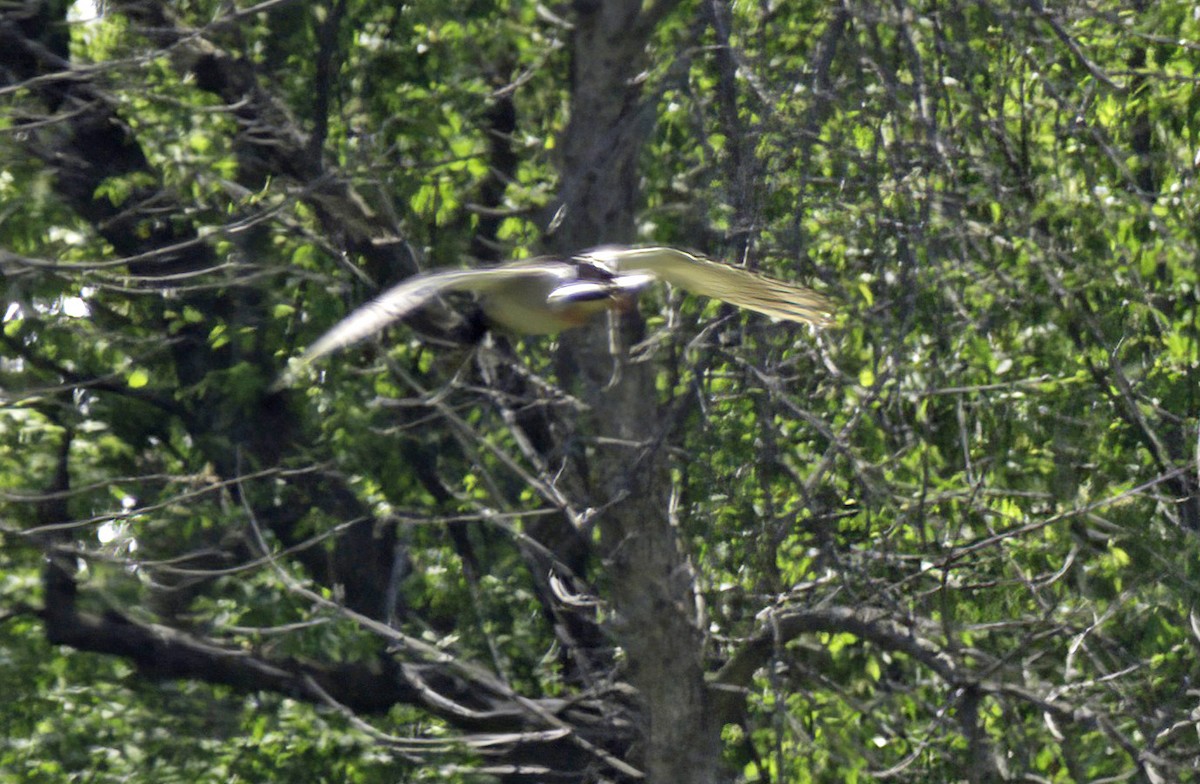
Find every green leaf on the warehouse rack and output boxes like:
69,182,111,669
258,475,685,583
126,368,150,389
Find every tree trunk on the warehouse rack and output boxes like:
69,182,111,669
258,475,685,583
553,2,721,781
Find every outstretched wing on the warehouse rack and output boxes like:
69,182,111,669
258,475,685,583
582,246,834,327
275,263,568,388
299,268,495,365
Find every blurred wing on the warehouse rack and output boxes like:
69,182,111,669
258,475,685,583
593,246,834,327
277,264,568,388
299,268,492,365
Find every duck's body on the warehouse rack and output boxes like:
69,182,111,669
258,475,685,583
475,259,643,334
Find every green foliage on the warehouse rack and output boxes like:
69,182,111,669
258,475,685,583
0,624,401,784
5,0,1200,782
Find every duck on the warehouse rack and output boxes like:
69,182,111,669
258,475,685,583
276,245,833,386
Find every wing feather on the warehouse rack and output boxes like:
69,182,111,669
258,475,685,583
299,263,568,364
588,246,834,326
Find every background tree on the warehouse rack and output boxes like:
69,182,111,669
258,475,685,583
3,1,1199,782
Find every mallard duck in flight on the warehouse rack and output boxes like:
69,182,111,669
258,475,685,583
277,246,832,385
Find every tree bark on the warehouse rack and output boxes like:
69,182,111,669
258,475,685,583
553,2,721,781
